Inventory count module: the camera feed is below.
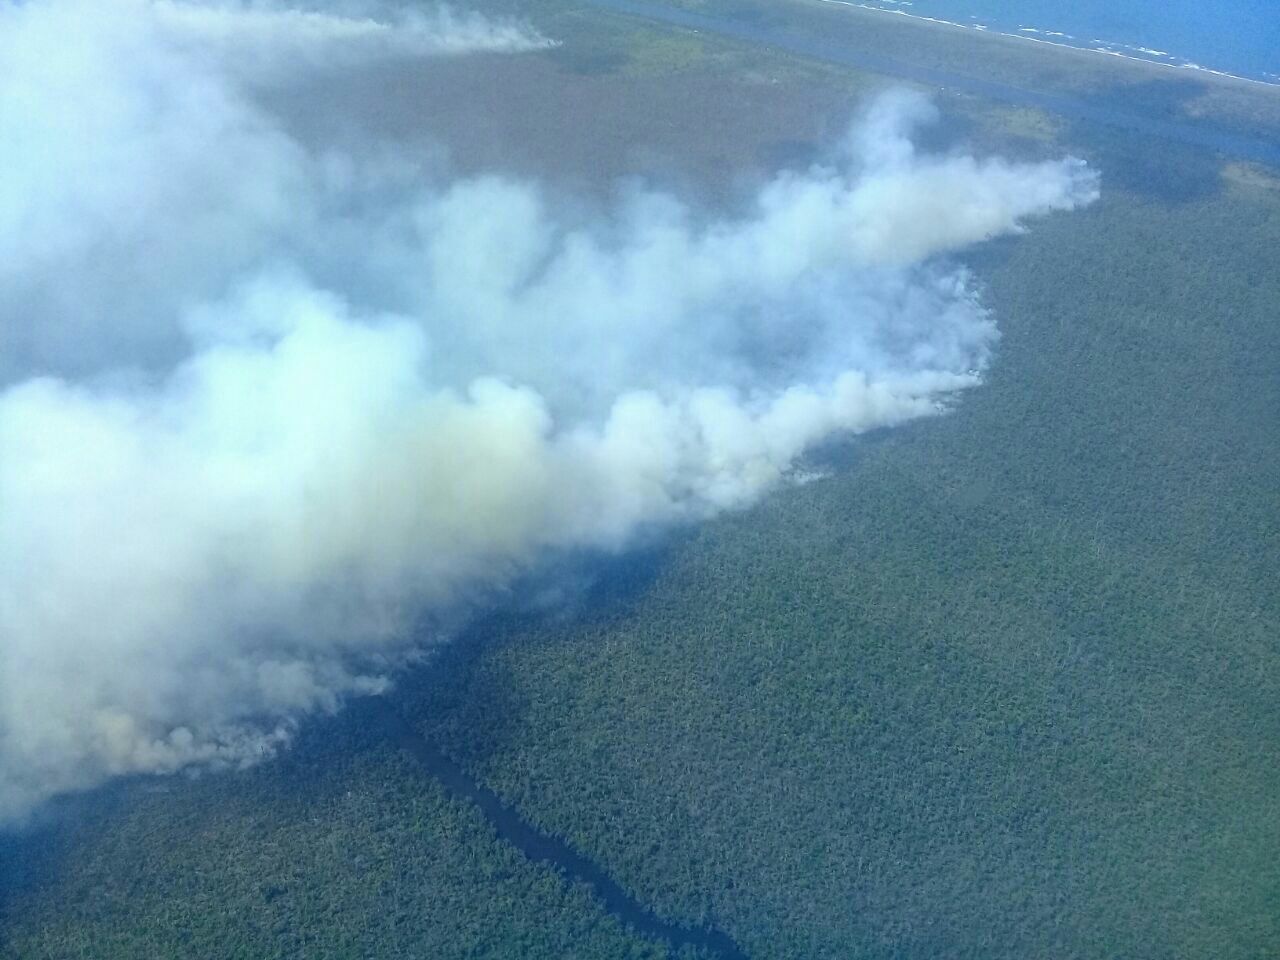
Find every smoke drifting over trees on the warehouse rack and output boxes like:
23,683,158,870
0,0,1098,824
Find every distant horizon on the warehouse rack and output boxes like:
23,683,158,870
842,0,1280,85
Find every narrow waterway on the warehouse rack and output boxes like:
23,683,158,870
372,700,749,960
584,0,1280,167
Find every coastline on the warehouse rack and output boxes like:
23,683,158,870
818,0,1280,89
583,0,1280,167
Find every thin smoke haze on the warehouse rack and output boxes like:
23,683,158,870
0,0,1099,825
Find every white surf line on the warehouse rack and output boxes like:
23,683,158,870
815,0,1280,89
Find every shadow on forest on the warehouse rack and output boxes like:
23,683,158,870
0,540,684,936
361,535,752,958
1066,78,1227,205
395,536,680,762
0,771,142,934
362,694,750,959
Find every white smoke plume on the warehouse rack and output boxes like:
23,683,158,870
0,0,1099,825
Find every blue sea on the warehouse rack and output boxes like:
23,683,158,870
842,0,1280,84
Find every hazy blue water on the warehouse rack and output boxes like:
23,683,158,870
590,0,1280,164
854,0,1280,83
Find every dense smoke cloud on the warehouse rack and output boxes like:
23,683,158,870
0,0,1098,825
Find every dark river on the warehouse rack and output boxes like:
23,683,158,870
373,700,749,960
261,7,1280,955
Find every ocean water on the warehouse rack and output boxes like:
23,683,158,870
837,0,1280,84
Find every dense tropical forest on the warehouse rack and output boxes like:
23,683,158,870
3,1,1278,958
